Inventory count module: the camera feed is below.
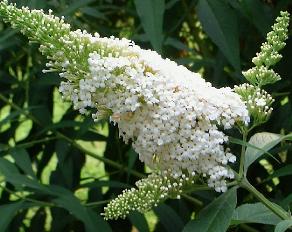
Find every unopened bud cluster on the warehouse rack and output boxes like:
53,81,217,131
103,172,196,220
242,11,289,87
236,11,289,128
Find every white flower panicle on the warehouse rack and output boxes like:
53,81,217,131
0,1,249,193
84,40,248,192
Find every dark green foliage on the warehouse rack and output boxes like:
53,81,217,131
183,187,237,232
0,0,291,231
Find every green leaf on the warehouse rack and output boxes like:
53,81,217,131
87,209,112,232
280,194,292,209
0,109,22,127
196,0,240,70
244,133,292,174
0,158,56,194
0,157,20,177
265,164,292,181
0,166,111,232
0,29,17,43
229,136,278,165
10,148,36,178
232,203,281,225
275,220,292,232
28,208,46,231
164,37,191,51
81,180,132,189
154,204,184,232
183,187,237,232
52,188,112,232
127,147,138,181
134,0,165,53
0,201,24,231
80,7,106,20
128,211,149,232
35,75,60,86
0,28,19,50
16,0,48,8
228,0,271,36
4,173,55,194
61,0,96,16
14,119,33,142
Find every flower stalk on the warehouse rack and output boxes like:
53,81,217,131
240,178,290,220
238,132,247,178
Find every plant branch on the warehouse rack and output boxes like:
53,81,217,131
85,200,110,208
181,193,203,207
1,185,55,207
240,178,290,220
239,132,247,177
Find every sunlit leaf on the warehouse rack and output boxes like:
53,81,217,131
183,187,237,232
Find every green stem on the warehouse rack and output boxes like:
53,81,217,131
85,200,110,208
1,185,55,207
57,133,145,178
181,193,203,207
185,181,238,194
240,178,290,220
16,137,57,149
239,132,247,177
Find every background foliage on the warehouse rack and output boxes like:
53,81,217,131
0,0,291,231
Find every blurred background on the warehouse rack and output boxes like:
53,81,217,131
0,0,291,231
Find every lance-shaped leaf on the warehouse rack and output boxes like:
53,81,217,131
232,203,281,225
275,220,292,232
244,133,292,174
134,0,165,53
183,187,237,232
196,0,240,70
0,201,24,231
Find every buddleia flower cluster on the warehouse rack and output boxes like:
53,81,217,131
235,11,289,128
0,1,249,219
